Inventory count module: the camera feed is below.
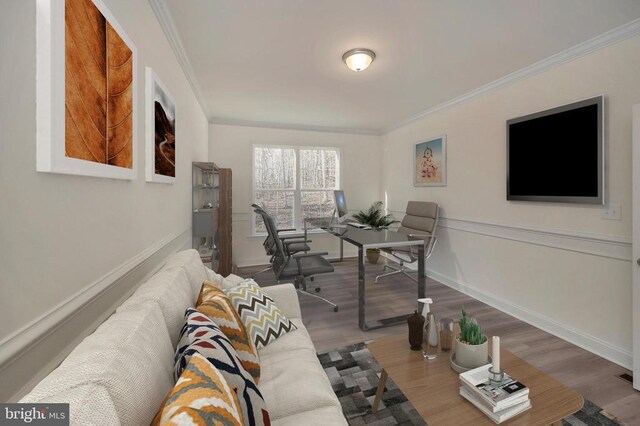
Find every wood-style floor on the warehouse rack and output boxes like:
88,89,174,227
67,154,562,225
238,257,640,425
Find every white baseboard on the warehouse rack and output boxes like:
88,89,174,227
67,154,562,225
1,229,190,402
428,269,633,370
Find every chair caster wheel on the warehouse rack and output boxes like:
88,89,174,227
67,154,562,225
333,306,339,312
315,287,321,293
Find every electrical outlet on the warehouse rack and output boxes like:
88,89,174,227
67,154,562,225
602,203,621,220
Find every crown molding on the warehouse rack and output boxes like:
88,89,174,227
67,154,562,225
209,117,381,136
148,0,210,118
382,18,640,134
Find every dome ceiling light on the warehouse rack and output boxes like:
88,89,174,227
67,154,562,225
342,48,376,72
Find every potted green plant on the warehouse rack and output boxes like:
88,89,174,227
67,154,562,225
352,201,397,263
455,306,488,369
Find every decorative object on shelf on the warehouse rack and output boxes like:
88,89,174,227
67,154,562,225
454,306,488,370
414,135,447,187
352,201,398,264
36,0,137,180
145,67,176,183
423,312,439,360
342,48,376,72
407,310,425,351
439,318,454,352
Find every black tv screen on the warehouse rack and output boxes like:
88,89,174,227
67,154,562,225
507,96,603,204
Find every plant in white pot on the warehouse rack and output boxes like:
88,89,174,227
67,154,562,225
455,306,488,369
351,201,397,263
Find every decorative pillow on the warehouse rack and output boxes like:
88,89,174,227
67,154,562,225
196,281,260,383
153,353,244,426
225,280,297,349
175,309,271,426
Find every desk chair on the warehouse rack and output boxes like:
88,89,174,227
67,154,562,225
251,203,310,279
375,201,439,284
260,208,338,311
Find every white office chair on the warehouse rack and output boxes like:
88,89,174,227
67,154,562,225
375,201,439,283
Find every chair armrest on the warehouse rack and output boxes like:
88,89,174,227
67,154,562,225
276,228,297,233
293,251,329,258
283,239,312,245
259,283,302,319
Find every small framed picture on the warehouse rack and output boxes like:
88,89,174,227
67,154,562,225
414,135,446,187
145,67,176,183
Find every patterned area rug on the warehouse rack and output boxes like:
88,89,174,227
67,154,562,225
317,342,621,426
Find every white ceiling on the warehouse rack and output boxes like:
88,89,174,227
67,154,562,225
162,0,640,134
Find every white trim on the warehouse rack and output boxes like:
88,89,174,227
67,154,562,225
382,18,640,134
148,0,210,118
210,117,380,136
389,211,631,261
0,229,189,377
428,269,633,369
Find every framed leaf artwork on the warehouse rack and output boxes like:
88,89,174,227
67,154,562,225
36,0,137,179
145,68,176,183
414,135,447,187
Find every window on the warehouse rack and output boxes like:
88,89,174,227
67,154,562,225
253,145,340,233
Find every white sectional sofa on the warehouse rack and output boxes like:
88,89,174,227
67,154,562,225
21,249,347,426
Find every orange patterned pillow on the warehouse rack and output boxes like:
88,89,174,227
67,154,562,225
196,281,261,383
152,353,244,426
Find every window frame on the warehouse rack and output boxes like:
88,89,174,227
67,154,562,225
251,144,341,235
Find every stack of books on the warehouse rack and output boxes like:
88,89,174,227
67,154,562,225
459,364,531,424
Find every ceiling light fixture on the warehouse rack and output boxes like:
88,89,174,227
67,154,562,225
342,48,376,72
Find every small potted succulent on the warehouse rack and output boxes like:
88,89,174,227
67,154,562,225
352,201,397,263
455,306,488,369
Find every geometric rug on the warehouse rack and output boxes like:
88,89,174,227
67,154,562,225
317,342,621,426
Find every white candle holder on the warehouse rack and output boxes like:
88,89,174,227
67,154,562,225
488,366,504,386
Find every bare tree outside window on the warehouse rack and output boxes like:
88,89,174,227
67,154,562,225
253,146,340,233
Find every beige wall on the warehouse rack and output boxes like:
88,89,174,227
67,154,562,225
381,35,640,367
209,124,382,266
0,0,207,361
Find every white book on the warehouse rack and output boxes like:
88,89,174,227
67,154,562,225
461,382,530,413
460,364,529,410
460,387,531,424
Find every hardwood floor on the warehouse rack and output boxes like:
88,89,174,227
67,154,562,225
238,257,640,425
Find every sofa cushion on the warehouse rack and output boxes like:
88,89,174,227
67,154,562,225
226,280,297,349
196,282,260,383
153,353,244,426
117,267,192,344
21,304,174,426
20,383,121,426
257,318,314,358
162,249,208,299
258,343,341,421
271,406,347,426
175,309,270,426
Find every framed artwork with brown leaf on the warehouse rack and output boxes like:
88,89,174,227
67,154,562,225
36,0,137,179
145,68,176,184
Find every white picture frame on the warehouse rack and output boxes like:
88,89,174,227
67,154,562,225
145,67,176,184
414,135,447,187
36,0,137,180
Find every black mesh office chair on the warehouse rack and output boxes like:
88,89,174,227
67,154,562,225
258,207,338,311
251,203,310,279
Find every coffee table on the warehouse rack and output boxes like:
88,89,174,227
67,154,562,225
368,333,583,425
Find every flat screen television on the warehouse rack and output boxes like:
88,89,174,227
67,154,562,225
506,95,604,204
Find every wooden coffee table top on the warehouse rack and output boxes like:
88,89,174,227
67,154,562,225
368,333,583,425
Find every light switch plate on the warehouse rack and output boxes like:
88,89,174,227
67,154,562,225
602,203,621,220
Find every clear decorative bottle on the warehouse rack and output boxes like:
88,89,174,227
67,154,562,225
423,312,439,360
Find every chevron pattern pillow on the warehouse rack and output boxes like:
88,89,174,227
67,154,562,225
196,281,260,383
175,309,270,426
153,353,244,425
225,280,297,349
